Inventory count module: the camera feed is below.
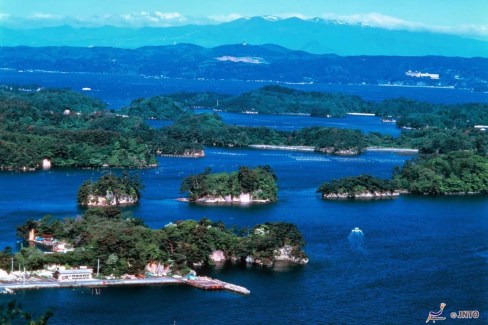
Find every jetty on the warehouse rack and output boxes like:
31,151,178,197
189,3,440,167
186,276,250,294
0,276,250,295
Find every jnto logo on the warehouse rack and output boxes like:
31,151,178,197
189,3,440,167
426,303,447,323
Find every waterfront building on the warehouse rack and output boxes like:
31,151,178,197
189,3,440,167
55,268,93,282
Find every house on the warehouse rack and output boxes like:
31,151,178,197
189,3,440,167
54,268,93,282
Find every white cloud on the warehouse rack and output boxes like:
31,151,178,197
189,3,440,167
29,12,61,20
321,12,488,38
208,13,244,23
322,12,423,29
117,11,187,26
1,10,486,39
155,12,183,20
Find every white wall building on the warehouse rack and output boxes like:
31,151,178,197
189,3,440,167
56,268,93,281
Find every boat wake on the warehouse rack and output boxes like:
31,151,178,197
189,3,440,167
348,227,366,254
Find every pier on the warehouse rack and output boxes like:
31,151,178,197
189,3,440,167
186,277,250,294
0,276,250,295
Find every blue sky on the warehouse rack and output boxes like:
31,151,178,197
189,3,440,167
1,0,487,38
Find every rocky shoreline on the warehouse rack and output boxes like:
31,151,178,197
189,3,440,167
323,191,400,199
207,247,308,268
84,193,139,206
179,193,271,204
316,147,361,155
157,149,205,158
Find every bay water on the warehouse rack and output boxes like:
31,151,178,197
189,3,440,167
0,72,487,324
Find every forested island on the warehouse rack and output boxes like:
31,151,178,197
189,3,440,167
162,113,368,155
180,166,278,203
393,151,488,195
0,86,157,170
77,173,143,206
0,86,370,170
317,175,397,199
11,210,308,276
1,85,487,172
123,85,488,130
318,151,488,198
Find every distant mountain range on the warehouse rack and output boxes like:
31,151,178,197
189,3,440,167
1,17,487,57
1,44,487,91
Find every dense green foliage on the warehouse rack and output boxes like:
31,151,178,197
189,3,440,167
291,127,367,153
0,86,375,169
166,86,488,130
1,85,487,171
15,211,307,276
157,112,488,156
77,173,143,206
317,175,395,197
371,98,488,129
167,92,230,108
161,113,369,154
116,86,488,131
0,87,156,169
180,166,278,202
365,128,488,156
219,85,369,117
120,96,188,120
393,151,488,195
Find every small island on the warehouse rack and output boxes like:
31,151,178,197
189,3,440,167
77,173,143,206
317,175,398,199
393,151,488,195
318,151,488,199
180,166,278,203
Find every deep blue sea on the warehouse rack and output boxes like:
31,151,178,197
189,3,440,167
0,72,487,324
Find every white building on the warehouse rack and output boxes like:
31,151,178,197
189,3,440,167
56,268,93,281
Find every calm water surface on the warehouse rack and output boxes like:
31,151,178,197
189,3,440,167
193,109,401,136
0,73,486,324
0,148,486,324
